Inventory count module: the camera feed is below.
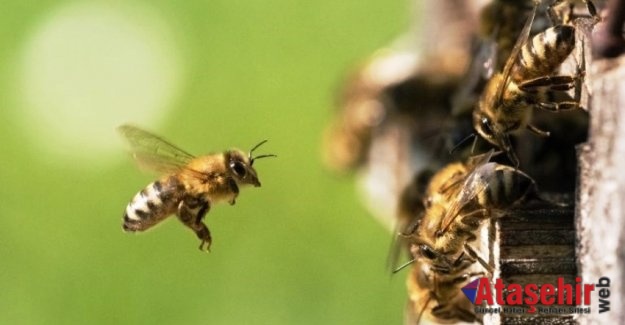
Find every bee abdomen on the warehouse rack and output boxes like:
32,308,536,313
123,178,180,232
512,25,575,82
478,167,535,208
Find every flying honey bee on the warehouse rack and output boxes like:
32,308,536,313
118,125,276,251
473,1,598,165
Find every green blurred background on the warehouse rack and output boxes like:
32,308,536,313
0,0,410,324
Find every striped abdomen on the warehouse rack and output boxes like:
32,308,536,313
123,176,184,232
510,25,576,83
476,165,535,209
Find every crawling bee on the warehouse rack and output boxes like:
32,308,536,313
119,125,275,251
414,151,537,273
406,260,484,324
473,1,598,165
398,152,537,323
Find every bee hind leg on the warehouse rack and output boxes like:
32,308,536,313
518,75,576,92
464,243,494,275
431,303,478,323
228,178,239,205
537,101,580,112
527,124,551,137
520,75,583,112
178,197,213,252
547,0,573,26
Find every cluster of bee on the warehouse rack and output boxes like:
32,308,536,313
324,0,602,323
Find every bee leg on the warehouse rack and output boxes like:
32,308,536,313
177,197,213,252
452,272,485,285
549,0,598,25
464,243,494,275
520,75,584,112
518,75,576,92
537,101,580,112
584,0,599,21
451,252,475,271
415,295,433,325
498,134,519,168
548,0,573,25
574,37,587,100
431,304,477,323
228,178,239,205
526,124,551,137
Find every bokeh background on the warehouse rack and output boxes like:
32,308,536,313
0,1,410,323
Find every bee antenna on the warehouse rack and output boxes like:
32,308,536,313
449,133,477,155
251,154,277,165
249,140,269,157
392,258,416,274
470,134,479,155
248,140,277,165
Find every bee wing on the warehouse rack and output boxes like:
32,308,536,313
438,151,497,233
118,124,196,174
494,4,537,105
451,38,498,117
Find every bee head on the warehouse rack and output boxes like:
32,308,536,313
227,140,276,187
473,111,498,145
227,151,261,187
412,243,451,274
473,111,520,166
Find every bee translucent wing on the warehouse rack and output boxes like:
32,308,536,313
465,149,497,168
481,39,498,79
451,38,498,117
494,4,537,105
118,125,196,174
439,151,497,233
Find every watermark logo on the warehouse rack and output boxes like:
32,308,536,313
460,278,480,304
460,276,611,315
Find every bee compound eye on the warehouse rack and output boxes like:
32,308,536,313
481,117,494,136
425,196,433,209
420,245,437,260
230,161,247,177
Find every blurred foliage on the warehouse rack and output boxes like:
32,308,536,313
0,0,410,324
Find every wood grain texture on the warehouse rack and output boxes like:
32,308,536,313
576,56,625,324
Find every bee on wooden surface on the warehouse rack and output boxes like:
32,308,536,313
394,151,536,272
446,1,554,163
118,125,275,251
473,1,598,165
398,152,537,323
413,151,537,273
406,262,484,324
